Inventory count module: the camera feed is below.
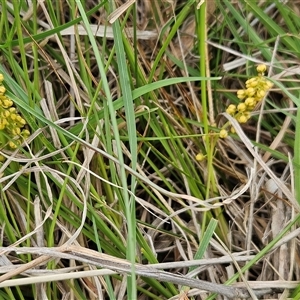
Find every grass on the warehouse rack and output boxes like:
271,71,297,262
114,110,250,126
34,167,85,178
0,0,299,299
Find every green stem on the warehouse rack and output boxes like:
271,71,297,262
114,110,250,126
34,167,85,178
294,107,300,207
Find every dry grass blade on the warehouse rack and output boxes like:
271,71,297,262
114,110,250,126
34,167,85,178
108,0,136,23
0,246,262,299
60,25,157,40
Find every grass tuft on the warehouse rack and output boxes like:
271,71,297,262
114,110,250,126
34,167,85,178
0,1,299,299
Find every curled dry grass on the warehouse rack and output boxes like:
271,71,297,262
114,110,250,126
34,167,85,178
0,0,299,299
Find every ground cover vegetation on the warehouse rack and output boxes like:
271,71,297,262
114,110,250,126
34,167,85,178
0,0,299,299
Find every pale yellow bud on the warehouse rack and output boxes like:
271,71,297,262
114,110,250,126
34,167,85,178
0,86,6,95
22,129,30,137
245,78,258,88
248,81,258,88
219,129,228,138
226,104,236,115
256,90,265,98
9,141,17,149
245,87,256,96
16,116,26,125
10,113,17,120
257,64,267,74
237,103,247,112
2,99,13,108
196,153,205,161
244,112,251,120
237,115,248,123
1,110,10,118
265,80,273,89
237,90,246,99
245,97,255,107
12,127,21,135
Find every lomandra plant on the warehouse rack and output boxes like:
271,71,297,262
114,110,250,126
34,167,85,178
226,64,273,132
0,74,30,158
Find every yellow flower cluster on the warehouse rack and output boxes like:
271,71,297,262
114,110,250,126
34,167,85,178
226,64,273,126
0,74,30,153
196,65,272,162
